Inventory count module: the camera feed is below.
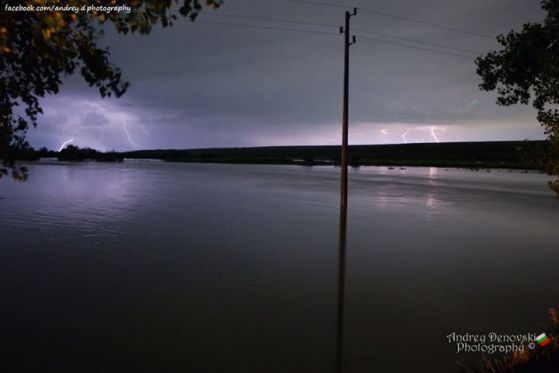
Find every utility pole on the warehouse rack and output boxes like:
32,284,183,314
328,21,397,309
336,7,357,373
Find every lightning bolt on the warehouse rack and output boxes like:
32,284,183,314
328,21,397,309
58,138,74,151
430,126,440,143
401,128,410,144
122,118,137,148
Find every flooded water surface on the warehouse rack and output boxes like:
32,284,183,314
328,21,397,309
0,162,558,372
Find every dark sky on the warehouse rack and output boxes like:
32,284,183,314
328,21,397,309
28,0,547,151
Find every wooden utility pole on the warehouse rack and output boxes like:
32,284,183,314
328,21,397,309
336,7,356,373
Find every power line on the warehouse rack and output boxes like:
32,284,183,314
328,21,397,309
199,12,337,29
195,20,339,37
285,0,350,9
358,8,495,39
353,27,481,55
195,20,476,60
201,11,483,56
285,0,496,39
356,34,475,59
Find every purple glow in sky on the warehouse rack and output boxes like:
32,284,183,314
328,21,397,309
27,0,547,151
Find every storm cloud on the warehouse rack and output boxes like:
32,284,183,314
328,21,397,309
27,0,547,151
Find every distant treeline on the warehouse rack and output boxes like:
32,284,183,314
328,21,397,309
122,141,550,169
15,141,551,169
17,145,123,162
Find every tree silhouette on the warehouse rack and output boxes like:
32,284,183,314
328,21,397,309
0,0,222,180
476,0,559,195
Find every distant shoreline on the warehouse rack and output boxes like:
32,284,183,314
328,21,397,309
18,140,549,171
163,158,540,170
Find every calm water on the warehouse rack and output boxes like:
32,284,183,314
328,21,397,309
0,161,558,372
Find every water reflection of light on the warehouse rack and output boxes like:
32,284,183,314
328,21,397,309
359,167,452,221
428,167,438,178
377,193,389,208
57,163,141,222
374,189,412,209
425,192,440,222
426,195,438,208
